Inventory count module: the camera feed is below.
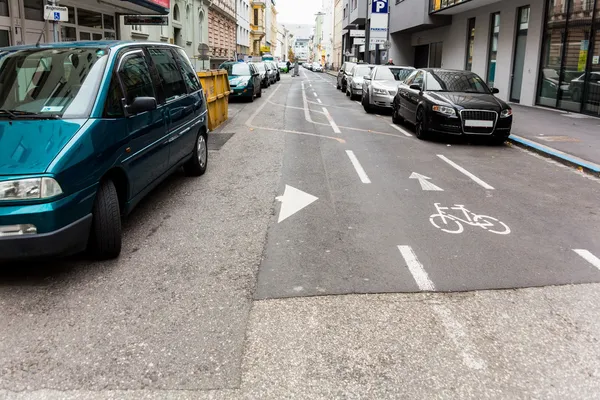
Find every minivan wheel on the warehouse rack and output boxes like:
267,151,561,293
88,180,122,260
184,132,208,176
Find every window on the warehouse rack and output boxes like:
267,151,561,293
487,13,500,87
103,14,115,30
426,70,489,93
24,0,43,21
465,18,476,71
173,4,180,22
118,53,155,105
352,0,357,10
175,49,201,92
148,48,187,101
0,0,8,17
103,76,124,117
254,8,259,25
77,9,102,29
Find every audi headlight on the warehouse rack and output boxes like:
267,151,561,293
0,177,63,201
500,108,513,118
432,105,456,117
373,87,388,95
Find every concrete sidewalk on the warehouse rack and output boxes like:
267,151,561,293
508,104,600,174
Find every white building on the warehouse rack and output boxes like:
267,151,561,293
236,0,251,58
120,0,209,70
321,0,334,66
293,38,310,62
277,23,289,61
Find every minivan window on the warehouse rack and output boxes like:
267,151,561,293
0,47,108,118
175,48,201,92
148,48,187,102
118,53,155,104
103,75,124,117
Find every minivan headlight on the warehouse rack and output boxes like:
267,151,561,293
0,177,63,201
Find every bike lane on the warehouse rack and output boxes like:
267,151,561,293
328,120,600,292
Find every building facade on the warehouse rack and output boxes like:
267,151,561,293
0,0,164,47
269,0,278,56
390,0,600,117
277,23,289,60
207,0,236,68
321,0,335,67
333,0,344,69
236,0,251,59
294,38,310,62
342,0,367,62
249,0,266,56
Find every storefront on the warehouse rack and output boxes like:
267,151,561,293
538,0,600,116
0,0,167,46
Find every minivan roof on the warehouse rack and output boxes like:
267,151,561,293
0,40,182,52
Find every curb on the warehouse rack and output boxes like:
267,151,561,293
508,134,600,176
326,71,337,78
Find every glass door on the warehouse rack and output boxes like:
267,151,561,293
510,6,530,102
583,28,600,116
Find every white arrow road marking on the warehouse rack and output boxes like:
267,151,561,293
276,185,319,223
573,249,600,271
437,155,495,190
409,172,444,191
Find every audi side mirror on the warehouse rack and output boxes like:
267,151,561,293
492,87,500,94
409,84,422,91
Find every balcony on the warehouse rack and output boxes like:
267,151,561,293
430,0,502,15
251,0,266,6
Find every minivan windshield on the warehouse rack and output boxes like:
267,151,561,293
0,47,109,119
223,63,252,76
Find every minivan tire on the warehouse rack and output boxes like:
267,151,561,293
184,132,208,177
88,180,122,260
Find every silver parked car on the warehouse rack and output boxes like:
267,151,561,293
362,65,415,113
346,64,374,100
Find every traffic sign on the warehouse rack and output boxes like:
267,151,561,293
44,5,68,21
372,0,389,14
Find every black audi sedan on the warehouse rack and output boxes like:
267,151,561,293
392,68,513,144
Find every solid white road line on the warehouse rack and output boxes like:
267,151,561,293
573,249,600,270
437,155,495,190
317,98,322,104
390,124,413,137
301,82,312,122
323,107,342,134
345,150,371,184
313,92,318,97
397,245,435,291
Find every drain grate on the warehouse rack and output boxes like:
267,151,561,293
209,132,235,150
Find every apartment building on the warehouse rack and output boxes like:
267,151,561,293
236,0,251,58
333,0,344,69
207,0,236,68
341,0,367,62
250,0,266,56
389,0,600,117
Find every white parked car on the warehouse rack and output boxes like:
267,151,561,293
312,62,323,72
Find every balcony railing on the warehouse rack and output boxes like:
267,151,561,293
430,0,472,13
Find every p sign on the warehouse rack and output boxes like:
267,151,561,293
372,0,388,14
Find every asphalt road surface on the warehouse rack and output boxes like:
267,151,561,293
1,70,600,399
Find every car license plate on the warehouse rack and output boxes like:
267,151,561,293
465,120,494,128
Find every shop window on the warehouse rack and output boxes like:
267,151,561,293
103,14,115,30
77,9,102,29
465,18,475,71
24,0,43,21
61,26,77,41
487,13,500,87
67,6,75,24
105,31,116,40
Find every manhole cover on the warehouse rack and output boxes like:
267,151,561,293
209,132,235,150
535,136,581,142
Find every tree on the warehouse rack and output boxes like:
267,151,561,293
288,48,295,63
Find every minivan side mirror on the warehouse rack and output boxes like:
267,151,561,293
364,75,371,80
491,87,500,94
126,97,157,115
410,84,422,91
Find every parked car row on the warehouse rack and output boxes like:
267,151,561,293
304,62,323,72
335,62,513,144
0,42,209,261
220,60,281,102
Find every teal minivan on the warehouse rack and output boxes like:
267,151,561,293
0,41,208,261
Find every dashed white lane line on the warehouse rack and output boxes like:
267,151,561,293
437,155,495,190
317,98,322,104
322,107,342,134
345,150,371,184
397,245,434,291
397,245,487,371
390,124,413,137
573,249,600,270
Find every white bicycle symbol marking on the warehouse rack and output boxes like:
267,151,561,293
429,203,511,235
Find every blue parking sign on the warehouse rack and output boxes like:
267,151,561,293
53,12,60,20
372,0,388,13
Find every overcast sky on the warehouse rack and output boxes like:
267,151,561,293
277,0,322,24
